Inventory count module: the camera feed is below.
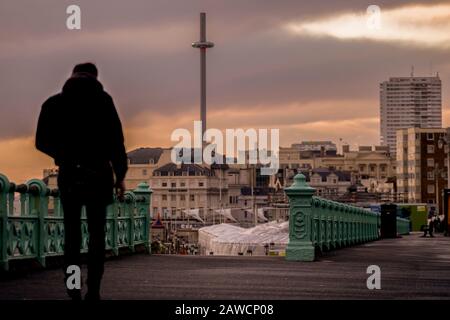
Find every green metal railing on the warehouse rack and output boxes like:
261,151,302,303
396,217,410,235
0,173,152,271
284,173,409,261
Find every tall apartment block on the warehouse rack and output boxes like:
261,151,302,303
380,75,442,155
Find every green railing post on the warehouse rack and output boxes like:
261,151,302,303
134,182,152,254
285,174,316,261
0,174,10,271
27,179,49,268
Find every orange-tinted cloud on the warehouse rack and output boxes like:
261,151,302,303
286,3,450,48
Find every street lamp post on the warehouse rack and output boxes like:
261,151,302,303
438,132,450,236
434,163,445,214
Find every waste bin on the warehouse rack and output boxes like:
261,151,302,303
380,204,397,238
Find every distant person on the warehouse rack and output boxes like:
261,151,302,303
425,207,436,238
35,63,128,300
433,215,440,233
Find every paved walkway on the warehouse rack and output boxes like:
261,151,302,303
1,233,449,299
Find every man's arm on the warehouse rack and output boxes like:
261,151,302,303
35,98,58,159
106,95,128,185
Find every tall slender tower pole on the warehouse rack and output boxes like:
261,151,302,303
192,12,214,137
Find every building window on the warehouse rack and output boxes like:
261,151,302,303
199,182,204,187
427,158,434,167
427,185,435,194
162,195,167,201
427,133,434,141
171,182,176,188
162,182,167,187
180,195,186,201
190,194,195,201
427,171,435,180
180,182,186,187
171,195,176,201
427,145,435,154
142,169,147,176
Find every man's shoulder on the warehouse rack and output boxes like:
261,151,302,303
42,93,63,110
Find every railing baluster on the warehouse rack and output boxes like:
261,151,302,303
26,179,49,268
124,191,136,252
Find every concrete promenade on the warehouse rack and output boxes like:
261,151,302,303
0,233,449,300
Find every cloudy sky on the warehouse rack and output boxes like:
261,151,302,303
1,0,450,182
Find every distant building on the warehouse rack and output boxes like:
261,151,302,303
305,168,352,199
291,141,337,156
277,144,396,200
150,162,229,222
317,145,395,182
43,168,58,190
227,167,253,206
125,147,168,190
380,75,442,155
396,127,448,212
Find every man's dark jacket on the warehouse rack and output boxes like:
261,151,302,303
36,73,128,204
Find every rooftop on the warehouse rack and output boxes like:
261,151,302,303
127,147,165,165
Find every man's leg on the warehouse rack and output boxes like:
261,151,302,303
61,196,82,300
85,202,107,300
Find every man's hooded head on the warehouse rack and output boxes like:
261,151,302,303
72,62,98,79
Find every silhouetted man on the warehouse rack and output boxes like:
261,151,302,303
35,63,128,300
